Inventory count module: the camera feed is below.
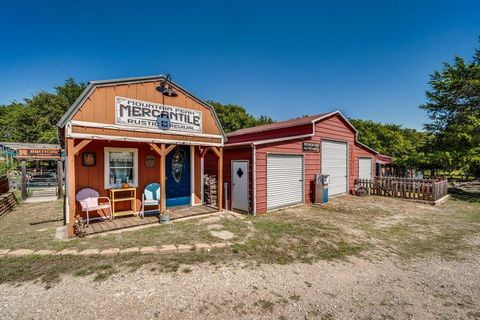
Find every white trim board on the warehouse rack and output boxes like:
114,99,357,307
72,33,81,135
70,120,223,140
66,131,223,148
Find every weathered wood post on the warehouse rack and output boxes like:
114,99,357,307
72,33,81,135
57,160,63,199
21,160,27,200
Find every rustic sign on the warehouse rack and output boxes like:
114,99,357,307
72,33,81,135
302,142,320,152
15,148,61,160
115,96,202,133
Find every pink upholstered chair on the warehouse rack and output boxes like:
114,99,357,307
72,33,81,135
75,188,112,225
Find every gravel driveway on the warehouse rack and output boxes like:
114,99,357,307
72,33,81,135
1,254,479,319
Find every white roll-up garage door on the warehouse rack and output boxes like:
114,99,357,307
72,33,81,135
358,158,372,180
321,140,348,196
267,154,304,210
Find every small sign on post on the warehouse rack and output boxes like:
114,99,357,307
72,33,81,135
16,149,61,160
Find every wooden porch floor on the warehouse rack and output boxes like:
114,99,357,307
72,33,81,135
84,205,218,235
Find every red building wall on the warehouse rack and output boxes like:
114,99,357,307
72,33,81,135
253,115,357,213
222,147,253,211
354,143,377,179
224,114,378,215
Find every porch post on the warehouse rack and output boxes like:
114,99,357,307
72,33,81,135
160,144,166,214
21,160,27,201
217,147,223,210
66,138,76,237
57,159,63,199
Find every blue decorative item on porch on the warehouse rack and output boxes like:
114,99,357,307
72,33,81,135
171,147,184,183
141,182,160,218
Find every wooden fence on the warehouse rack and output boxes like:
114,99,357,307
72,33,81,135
355,177,448,202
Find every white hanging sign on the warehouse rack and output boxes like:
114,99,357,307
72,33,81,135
115,96,202,133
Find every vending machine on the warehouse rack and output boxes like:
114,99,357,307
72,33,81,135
314,174,330,204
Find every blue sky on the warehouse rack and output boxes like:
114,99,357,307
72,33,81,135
0,1,478,129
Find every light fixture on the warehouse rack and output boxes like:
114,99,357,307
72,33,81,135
156,74,178,97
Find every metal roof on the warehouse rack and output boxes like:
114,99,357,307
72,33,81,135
56,74,227,139
0,142,61,150
226,112,335,137
224,110,381,155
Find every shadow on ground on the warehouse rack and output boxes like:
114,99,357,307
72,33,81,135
449,188,480,203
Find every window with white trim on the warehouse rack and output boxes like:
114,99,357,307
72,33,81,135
104,147,138,189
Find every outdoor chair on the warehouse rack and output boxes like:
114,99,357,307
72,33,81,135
141,182,161,218
75,188,112,225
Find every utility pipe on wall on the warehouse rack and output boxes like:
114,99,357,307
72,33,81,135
224,182,228,211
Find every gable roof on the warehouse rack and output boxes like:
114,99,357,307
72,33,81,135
56,74,226,139
225,110,380,155
226,112,335,137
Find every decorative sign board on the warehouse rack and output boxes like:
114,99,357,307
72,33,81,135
115,96,202,133
302,142,320,152
15,149,61,160
145,154,156,168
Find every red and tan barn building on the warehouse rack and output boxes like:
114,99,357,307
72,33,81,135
220,111,379,214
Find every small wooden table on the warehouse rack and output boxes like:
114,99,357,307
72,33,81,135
109,188,137,218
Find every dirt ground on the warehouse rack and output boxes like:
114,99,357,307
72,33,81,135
1,255,479,319
1,194,479,319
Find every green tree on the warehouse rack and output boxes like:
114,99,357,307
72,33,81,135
420,44,480,177
0,78,86,144
207,101,274,133
349,119,428,169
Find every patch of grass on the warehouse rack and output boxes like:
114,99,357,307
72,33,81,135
75,263,116,281
3,194,479,285
361,198,480,259
228,212,366,265
0,200,66,251
0,250,219,284
0,200,253,251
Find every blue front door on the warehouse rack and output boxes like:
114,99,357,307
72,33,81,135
166,145,191,207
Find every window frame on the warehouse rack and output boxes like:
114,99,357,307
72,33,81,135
104,147,139,189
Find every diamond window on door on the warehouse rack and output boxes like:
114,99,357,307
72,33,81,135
237,168,244,178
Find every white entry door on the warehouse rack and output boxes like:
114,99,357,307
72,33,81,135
358,157,373,180
232,161,249,212
321,140,348,196
267,154,304,210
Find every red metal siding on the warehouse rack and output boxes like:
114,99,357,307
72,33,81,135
223,147,254,211
315,115,357,195
354,143,377,179
227,124,313,144
225,114,377,214
255,114,361,214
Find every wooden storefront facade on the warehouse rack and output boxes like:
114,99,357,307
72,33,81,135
57,75,226,237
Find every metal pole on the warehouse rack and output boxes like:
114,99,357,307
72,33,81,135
21,160,27,200
224,182,228,211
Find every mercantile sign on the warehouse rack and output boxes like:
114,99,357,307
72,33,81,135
115,96,202,133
